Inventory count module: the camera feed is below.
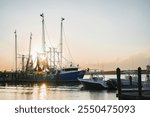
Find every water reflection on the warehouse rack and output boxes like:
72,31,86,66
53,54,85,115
1,74,147,100
0,82,117,100
39,83,47,99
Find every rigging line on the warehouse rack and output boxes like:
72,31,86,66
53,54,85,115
61,55,75,66
61,48,78,66
61,55,79,67
62,26,75,64
62,55,71,63
44,21,55,49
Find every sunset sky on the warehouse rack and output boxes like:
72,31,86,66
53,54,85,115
0,0,150,71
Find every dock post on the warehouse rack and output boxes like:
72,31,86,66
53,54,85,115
117,68,121,99
129,76,132,86
138,67,142,97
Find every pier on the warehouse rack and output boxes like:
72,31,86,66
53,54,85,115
116,67,150,100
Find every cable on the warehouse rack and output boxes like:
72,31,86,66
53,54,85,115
62,26,75,64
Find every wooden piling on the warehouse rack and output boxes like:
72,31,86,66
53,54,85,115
116,67,150,100
129,76,132,86
138,67,142,97
116,68,121,99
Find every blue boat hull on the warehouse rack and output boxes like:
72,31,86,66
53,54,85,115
59,70,85,82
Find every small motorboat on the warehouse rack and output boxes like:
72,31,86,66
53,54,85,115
78,70,108,90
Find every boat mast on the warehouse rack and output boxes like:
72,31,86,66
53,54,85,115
22,55,25,71
26,33,32,71
29,33,32,60
14,30,17,72
49,47,52,67
40,13,46,53
53,48,56,68
60,17,65,67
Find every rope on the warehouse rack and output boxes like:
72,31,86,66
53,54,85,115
62,26,75,64
44,21,55,49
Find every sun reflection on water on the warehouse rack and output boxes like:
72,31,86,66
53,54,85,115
0,80,118,100
39,83,47,99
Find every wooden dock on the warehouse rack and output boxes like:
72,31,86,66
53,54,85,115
116,67,150,100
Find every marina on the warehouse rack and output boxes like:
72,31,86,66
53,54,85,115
1,1,150,117
1,1,150,100
0,73,149,100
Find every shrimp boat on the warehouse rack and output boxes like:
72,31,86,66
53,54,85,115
78,70,108,90
49,17,85,82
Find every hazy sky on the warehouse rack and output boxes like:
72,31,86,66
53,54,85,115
0,0,150,71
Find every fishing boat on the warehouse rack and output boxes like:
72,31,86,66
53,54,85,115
48,17,85,82
78,70,108,90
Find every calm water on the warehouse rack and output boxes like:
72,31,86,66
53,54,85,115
0,75,117,100
0,75,147,100
0,83,117,100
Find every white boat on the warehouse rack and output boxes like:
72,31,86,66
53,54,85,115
78,70,108,90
